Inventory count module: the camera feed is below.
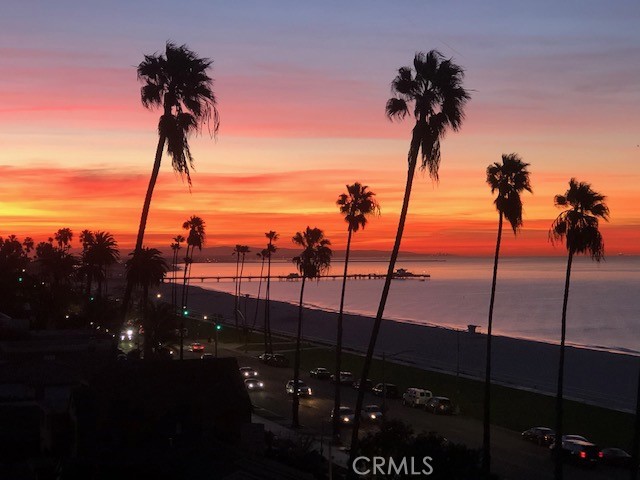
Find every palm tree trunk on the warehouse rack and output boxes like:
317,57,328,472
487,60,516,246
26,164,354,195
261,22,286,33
171,249,177,311
239,253,247,345
265,253,273,353
121,133,167,323
631,365,640,480
142,283,151,360
252,257,265,347
180,245,191,361
235,254,240,335
482,211,503,475
333,226,353,442
349,138,420,467
292,276,306,428
554,249,574,480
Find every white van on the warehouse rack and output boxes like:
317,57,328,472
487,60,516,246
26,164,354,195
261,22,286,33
402,387,433,407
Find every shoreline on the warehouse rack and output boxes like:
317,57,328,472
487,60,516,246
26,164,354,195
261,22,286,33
164,283,639,412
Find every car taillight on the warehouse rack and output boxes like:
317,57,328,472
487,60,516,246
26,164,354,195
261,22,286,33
579,451,586,459
598,451,603,458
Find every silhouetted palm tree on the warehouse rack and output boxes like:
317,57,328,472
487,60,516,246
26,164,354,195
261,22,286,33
264,231,279,353
22,237,34,256
123,42,220,321
232,244,243,331
170,234,185,311
125,247,168,359
180,215,205,359
482,154,532,474
252,249,268,350
350,50,470,458
549,179,608,480
333,183,379,441
237,245,250,336
89,231,119,297
54,228,73,252
291,227,332,428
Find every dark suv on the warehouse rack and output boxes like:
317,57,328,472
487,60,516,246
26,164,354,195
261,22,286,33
372,383,399,398
425,396,453,415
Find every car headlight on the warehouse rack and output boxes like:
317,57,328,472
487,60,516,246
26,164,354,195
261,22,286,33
248,384,253,389
307,388,312,395
258,382,264,387
244,372,249,377
370,414,376,419
343,417,350,423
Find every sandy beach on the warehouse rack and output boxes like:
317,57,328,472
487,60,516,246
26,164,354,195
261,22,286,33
166,283,639,413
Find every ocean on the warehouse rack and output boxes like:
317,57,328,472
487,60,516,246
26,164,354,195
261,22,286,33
180,256,640,355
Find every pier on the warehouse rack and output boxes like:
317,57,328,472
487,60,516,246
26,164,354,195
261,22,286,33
171,273,431,283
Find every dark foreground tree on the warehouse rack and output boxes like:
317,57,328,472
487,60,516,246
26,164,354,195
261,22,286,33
549,179,608,480
122,42,220,322
355,420,497,479
349,51,470,465
125,247,168,359
291,227,332,428
481,154,531,474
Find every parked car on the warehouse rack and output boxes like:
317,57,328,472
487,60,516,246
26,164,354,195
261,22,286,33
372,383,399,398
521,426,555,446
549,434,590,450
258,353,272,363
331,371,354,384
310,367,331,379
600,447,632,467
362,404,384,422
553,439,602,466
331,406,355,424
239,367,258,378
244,378,265,391
425,396,453,415
402,387,433,408
286,380,312,396
201,353,214,360
266,354,290,367
352,378,373,391
189,342,205,352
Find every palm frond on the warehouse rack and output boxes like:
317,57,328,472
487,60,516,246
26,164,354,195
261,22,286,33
549,179,609,260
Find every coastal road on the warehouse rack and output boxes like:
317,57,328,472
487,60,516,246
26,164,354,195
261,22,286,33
178,341,631,480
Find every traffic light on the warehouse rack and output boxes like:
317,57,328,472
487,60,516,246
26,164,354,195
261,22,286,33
215,324,222,331
183,309,189,317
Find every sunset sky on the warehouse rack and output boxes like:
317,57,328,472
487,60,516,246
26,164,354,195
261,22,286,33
2,1,639,256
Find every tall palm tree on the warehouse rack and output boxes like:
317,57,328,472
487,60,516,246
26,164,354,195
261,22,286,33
549,179,608,480
125,247,168,359
291,227,332,428
349,50,470,459
170,234,185,311
54,228,73,252
122,42,220,321
179,215,205,359
86,231,120,298
332,183,379,441
482,154,532,474
232,244,243,331
253,249,268,350
264,231,279,353
22,237,34,256
238,245,250,332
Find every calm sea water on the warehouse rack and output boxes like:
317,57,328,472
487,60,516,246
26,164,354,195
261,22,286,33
181,256,640,354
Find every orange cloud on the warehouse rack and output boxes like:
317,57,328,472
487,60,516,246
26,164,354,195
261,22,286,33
1,165,638,256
